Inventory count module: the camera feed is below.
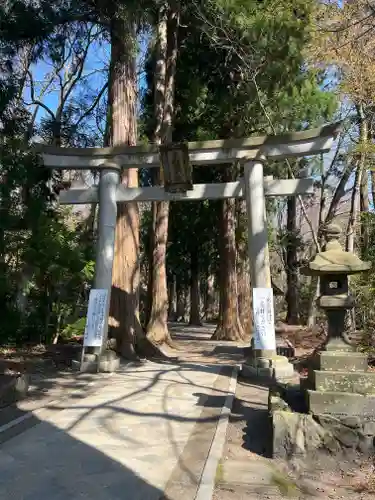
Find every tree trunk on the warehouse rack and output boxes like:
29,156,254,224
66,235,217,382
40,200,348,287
146,197,171,343
360,155,369,255
346,106,368,333
212,197,245,341
237,259,251,336
285,196,299,324
236,199,251,336
189,248,202,325
371,171,375,212
324,161,356,226
168,275,177,320
146,2,179,345
107,18,144,359
346,107,367,253
176,280,187,322
204,274,216,321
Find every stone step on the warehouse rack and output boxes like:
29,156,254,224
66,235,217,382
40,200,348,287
314,370,375,395
308,389,375,416
318,351,368,372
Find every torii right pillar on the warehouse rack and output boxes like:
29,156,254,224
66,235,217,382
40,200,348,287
242,159,295,380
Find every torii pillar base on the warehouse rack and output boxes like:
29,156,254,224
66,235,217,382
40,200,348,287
241,349,295,381
72,350,120,373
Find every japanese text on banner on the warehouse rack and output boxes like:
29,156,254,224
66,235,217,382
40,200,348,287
252,288,276,350
83,289,108,347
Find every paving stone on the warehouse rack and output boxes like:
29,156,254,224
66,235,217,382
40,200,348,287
0,358,232,500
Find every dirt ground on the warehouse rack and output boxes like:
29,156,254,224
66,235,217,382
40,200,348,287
213,377,375,500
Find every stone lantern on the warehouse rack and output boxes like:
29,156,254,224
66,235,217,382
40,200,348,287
302,224,375,420
305,223,370,352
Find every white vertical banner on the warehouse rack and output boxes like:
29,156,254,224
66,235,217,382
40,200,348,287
83,289,108,347
252,288,276,350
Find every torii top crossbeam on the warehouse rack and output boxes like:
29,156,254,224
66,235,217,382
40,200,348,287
36,122,340,170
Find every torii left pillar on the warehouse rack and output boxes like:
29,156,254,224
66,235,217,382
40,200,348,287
73,161,121,372
241,158,295,380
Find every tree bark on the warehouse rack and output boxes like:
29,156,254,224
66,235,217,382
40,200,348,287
345,105,368,333
371,170,375,214
176,279,187,322
360,140,369,255
168,274,177,320
285,196,299,324
107,18,144,359
146,2,179,345
212,197,245,341
204,274,216,321
236,199,251,336
189,248,202,325
346,106,367,253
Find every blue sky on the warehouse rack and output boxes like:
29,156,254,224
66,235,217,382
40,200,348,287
25,30,150,141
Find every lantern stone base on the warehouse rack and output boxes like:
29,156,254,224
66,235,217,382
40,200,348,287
313,370,375,395
72,350,120,373
306,347,375,403
316,351,368,372
241,352,295,381
307,389,375,416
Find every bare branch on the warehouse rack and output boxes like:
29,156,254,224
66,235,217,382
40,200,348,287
25,70,56,120
73,81,108,129
60,25,95,111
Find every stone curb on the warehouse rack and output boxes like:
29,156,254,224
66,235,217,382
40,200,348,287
195,364,239,500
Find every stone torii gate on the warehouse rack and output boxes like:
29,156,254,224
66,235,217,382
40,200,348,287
36,122,340,374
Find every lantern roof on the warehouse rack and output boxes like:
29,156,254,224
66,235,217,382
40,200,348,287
303,224,371,276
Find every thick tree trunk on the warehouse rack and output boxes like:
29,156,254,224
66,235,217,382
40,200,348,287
107,18,144,359
236,200,252,336
286,196,299,324
146,198,171,343
146,2,179,345
236,199,251,336
189,248,202,325
212,198,245,341
237,259,251,336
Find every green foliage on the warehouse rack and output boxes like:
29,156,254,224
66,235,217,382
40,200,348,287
0,28,95,344
61,317,87,339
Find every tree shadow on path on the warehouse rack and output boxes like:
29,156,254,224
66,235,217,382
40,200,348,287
0,409,172,500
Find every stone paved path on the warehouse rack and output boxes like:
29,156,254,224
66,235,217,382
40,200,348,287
0,325,244,500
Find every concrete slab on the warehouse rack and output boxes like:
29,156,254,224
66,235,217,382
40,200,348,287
0,359,234,500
